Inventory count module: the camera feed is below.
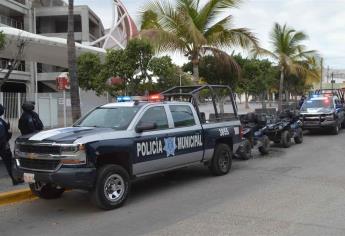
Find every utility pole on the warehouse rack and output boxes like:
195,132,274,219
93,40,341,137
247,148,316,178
320,57,323,89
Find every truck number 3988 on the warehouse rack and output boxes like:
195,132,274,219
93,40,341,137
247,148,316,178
219,128,230,136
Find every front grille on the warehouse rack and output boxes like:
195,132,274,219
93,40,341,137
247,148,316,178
19,159,61,171
19,144,61,155
302,115,325,122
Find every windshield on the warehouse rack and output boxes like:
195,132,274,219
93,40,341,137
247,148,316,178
301,98,334,110
75,107,140,130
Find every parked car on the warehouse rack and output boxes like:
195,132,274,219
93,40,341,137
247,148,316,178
13,85,242,210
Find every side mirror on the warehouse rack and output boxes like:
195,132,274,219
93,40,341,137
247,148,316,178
135,122,157,133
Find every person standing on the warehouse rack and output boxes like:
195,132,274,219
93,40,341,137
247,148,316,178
18,101,44,135
0,104,19,185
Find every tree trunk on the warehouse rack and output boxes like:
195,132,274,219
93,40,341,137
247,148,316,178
261,92,267,109
67,0,81,122
278,69,284,112
191,55,199,82
245,93,249,109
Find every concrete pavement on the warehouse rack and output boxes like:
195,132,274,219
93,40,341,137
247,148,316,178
0,130,344,235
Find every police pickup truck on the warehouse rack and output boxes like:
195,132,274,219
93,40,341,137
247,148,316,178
13,85,242,210
300,94,345,134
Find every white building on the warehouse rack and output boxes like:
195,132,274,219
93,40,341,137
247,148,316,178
0,0,137,93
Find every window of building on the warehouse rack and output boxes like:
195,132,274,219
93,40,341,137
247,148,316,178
137,106,169,131
169,105,196,128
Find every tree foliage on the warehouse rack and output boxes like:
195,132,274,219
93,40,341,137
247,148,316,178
77,39,191,96
139,0,258,81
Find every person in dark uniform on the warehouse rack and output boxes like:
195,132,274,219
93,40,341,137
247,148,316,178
18,101,44,135
298,95,306,109
0,104,19,185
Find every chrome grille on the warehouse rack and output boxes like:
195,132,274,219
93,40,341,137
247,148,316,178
19,159,60,171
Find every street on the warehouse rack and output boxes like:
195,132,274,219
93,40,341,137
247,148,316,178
0,131,345,236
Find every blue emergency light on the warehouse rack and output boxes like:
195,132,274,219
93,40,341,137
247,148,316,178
117,96,132,102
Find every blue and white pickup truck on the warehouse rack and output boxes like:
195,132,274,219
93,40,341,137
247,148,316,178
13,85,242,210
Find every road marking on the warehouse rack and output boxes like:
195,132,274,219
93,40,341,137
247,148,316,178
0,188,37,206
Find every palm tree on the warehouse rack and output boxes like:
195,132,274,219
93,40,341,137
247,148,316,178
67,0,81,122
140,0,259,82
258,23,316,111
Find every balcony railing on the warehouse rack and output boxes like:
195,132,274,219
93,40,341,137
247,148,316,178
0,15,23,29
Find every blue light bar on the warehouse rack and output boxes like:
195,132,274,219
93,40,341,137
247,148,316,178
117,96,132,102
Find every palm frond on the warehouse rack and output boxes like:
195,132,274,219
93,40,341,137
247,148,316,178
203,46,241,77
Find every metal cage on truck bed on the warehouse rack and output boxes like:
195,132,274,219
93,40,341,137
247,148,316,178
161,85,238,123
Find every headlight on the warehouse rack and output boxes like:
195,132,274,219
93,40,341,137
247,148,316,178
59,144,86,165
324,114,334,121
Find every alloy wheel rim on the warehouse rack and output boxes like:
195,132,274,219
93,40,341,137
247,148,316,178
219,150,230,172
104,174,125,202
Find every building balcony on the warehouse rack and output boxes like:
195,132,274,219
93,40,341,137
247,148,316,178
0,14,23,29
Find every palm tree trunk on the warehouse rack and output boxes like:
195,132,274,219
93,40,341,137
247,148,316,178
278,69,284,112
67,0,81,122
191,55,199,82
245,93,249,109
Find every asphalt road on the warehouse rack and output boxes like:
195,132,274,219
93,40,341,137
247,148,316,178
1,130,345,236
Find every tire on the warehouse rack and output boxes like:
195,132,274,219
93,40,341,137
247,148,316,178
29,182,65,199
281,130,291,148
294,128,303,144
209,143,232,176
332,123,340,135
238,140,252,160
258,136,270,155
91,164,130,210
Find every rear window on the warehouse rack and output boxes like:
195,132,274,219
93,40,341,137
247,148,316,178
169,105,196,128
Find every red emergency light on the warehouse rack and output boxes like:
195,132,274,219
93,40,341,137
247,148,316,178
148,94,164,101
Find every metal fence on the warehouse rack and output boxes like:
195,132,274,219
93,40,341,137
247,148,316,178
0,91,110,134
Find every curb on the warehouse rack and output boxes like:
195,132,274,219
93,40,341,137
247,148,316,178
0,188,36,206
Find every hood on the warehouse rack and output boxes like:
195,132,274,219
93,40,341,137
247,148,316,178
301,107,334,115
17,127,122,144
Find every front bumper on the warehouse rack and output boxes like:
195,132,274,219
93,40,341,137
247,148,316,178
302,120,337,129
12,163,96,190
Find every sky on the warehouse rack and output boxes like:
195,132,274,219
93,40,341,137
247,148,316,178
75,0,345,69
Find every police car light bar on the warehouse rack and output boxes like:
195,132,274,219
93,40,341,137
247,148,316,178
116,95,164,102
148,94,164,101
117,96,132,102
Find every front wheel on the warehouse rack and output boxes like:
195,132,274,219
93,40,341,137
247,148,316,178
238,140,252,160
258,136,270,155
29,182,65,199
332,124,340,135
294,128,303,144
91,164,130,210
209,143,232,176
281,130,291,148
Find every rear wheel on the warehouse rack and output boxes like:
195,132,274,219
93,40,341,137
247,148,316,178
294,128,303,144
91,165,130,210
281,130,291,148
258,136,270,155
29,182,65,199
209,144,232,176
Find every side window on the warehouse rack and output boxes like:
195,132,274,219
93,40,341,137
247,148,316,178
169,105,196,128
138,106,169,130
213,87,236,121
195,87,216,123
